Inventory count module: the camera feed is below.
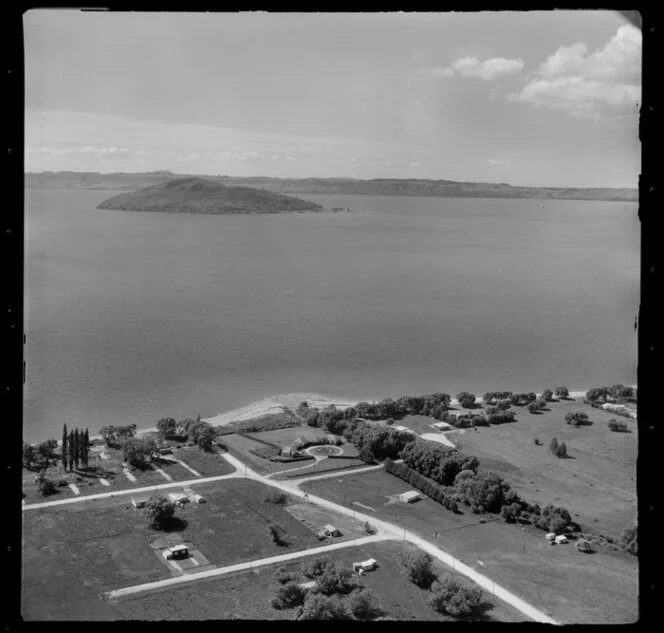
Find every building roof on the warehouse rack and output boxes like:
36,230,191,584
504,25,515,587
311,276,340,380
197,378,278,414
299,580,318,590
399,491,420,500
167,544,188,552
324,524,338,532
168,492,189,501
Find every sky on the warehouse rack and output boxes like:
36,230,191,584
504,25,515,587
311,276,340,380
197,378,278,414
24,11,641,188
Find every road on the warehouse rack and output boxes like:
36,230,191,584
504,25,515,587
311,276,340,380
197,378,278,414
24,450,559,624
104,534,392,599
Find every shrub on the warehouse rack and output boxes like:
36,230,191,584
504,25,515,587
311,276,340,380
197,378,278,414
486,411,515,425
608,419,629,432
549,437,559,454
565,411,589,426
271,582,307,609
430,575,483,617
144,494,175,530
265,490,288,505
296,593,353,620
347,589,383,620
399,551,437,589
273,567,298,585
37,474,57,497
575,539,595,553
542,389,554,401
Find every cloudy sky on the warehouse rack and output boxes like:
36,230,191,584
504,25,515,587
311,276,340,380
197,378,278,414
24,11,641,187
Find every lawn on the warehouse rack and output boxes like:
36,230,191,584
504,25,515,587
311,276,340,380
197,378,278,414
445,398,637,538
302,470,638,624
272,455,369,480
223,434,317,475
247,425,334,448
109,540,525,621
171,447,236,477
22,479,322,620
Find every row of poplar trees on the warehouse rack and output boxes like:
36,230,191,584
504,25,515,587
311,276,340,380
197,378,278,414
61,424,91,471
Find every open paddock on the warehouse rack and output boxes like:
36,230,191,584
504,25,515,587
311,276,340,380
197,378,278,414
171,446,236,477
303,469,638,624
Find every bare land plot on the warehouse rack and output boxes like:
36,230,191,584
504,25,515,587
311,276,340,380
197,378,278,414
171,447,236,477
109,540,525,622
303,470,638,625
449,399,637,537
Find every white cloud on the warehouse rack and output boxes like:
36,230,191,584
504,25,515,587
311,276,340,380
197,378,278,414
488,158,510,166
422,56,525,81
26,145,130,157
508,24,641,118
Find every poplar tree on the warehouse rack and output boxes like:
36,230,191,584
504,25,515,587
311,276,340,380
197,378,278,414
73,428,80,470
83,428,90,468
62,424,68,471
69,430,75,471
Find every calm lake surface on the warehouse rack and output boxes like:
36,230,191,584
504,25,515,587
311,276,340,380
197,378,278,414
24,189,639,442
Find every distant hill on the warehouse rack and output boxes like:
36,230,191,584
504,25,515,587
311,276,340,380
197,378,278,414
26,171,638,202
95,177,327,214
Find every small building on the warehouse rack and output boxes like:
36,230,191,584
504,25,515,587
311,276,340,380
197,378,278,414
159,447,173,455
168,492,190,506
545,532,556,541
281,446,297,457
432,421,453,430
555,535,568,544
398,491,421,504
353,558,377,573
192,493,205,504
163,544,189,560
132,496,151,509
323,524,341,537
299,580,318,591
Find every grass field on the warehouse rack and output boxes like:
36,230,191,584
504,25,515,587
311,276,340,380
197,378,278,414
22,479,321,620
302,470,638,624
171,447,236,477
444,399,637,538
109,540,526,621
247,425,330,447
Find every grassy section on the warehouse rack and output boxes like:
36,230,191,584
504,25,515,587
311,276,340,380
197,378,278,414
447,399,637,537
247,425,332,448
303,470,638,624
22,479,322,620
273,456,369,480
400,415,443,434
110,540,525,621
223,434,315,475
171,447,236,477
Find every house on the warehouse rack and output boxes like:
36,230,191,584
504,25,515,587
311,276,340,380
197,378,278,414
323,524,341,537
168,492,190,506
162,544,189,560
353,558,377,573
398,491,421,504
192,493,206,504
132,496,151,509
432,421,453,430
299,580,318,591
159,447,173,455
545,532,556,541
555,535,568,544
281,446,297,457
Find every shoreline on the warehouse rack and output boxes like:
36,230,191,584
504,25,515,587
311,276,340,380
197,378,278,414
43,386,635,446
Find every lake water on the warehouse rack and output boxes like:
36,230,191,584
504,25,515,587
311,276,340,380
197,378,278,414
23,189,639,442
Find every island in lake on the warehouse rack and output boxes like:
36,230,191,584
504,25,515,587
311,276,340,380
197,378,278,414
96,177,342,214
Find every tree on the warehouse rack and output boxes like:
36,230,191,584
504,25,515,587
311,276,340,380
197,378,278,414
296,593,352,620
347,589,383,620
537,505,572,534
496,400,511,411
500,502,522,523
157,417,178,440
542,389,554,402
315,567,357,596
83,428,90,468
304,557,334,579
619,519,637,555
549,437,559,455
575,539,594,553
73,428,80,470
565,411,589,426
195,424,216,451
68,430,75,471
456,471,516,514
271,582,307,609
62,424,68,471
144,494,175,529
527,402,539,414
399,551,436,589
268,523,287,546
122,437,157,468
305,410,320,427
36,472,57,497
555,441,568,458
456,392,476,409
554,387,570,399
608,419,629,432
273,567,298,585
430,576,483,617
23,442,38,471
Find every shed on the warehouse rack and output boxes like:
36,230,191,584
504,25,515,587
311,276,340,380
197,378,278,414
163,544,189,560
192,493,206,504
398,491,421,503
168,492,190,506
281,446,296,457
555,535,568,544
323,524,341,537
545,532,556,541
353,558,377,573
432,421,452,430
132,496,150,509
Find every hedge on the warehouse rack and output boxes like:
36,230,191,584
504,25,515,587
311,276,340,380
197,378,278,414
385,459,459,513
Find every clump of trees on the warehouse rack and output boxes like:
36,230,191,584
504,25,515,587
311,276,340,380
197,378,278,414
156,417,179,440
554,387,570,399
430,575,484,617
304,557,335,579
482,392,513,405
541,389,555,402
455,471,520,514
99,424,137,448
400,440,479,487
347,589,383,620
585,384,635,404
274,567,298,585
23,439,58,472
399,551,437,589
144,494,175,530
509,392,538,407
271,583,307,609
527,399,547,414
565,411,590,426
296,594,353,620
549,437,568,458
36,472,57,497
536,504,572,534
442,411,488,428
456,392,476,409
122,437,158,468
315,566,358,596
486,410,516,425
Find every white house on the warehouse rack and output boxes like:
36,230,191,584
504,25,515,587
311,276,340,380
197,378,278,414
299,580,318,591
168,492,190,506
162,544,189,560
281,446,297,457
132,496,150,509
555,535,568,544
323,524,341,537
545,532,556,541
432,421,453,430
398,491,421,504
353,558,377,573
